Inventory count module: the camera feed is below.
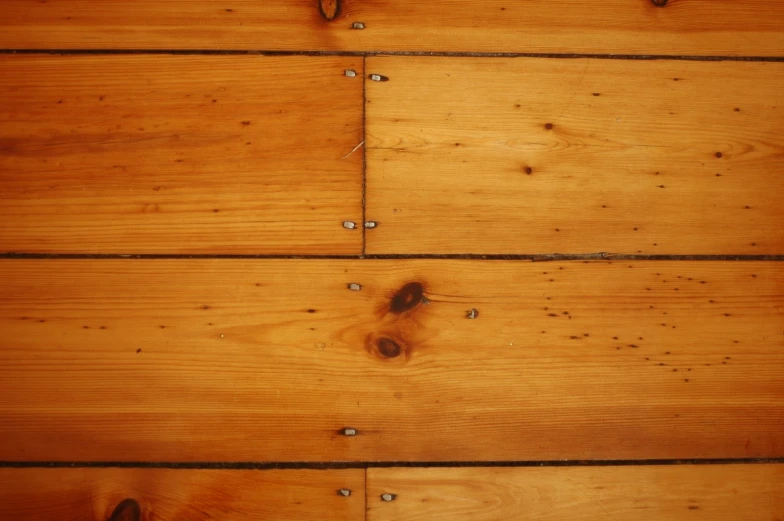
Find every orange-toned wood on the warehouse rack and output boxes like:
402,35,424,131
368,465,784,521
365,57,784,255
0,468,364,521
0,260,781,461
0,55,363,254
1,1,783,55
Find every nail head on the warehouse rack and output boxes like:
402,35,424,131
364,221,378,229
381,493,397,502
466,308,479,319
341,427,358,436
343,221,357,229
347,283,362,291
344,69,357,77
338,489,352,497
352,21,365,29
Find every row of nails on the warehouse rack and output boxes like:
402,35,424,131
338,489,397,501
345,70,388,82
344,221,377,229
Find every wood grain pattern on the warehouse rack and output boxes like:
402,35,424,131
368,466,784,521
0,468,364,521
1,260,781,461
0,55,363,254
365,57,784,255
1,0,783,55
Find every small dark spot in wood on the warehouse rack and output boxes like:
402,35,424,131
751,242,756,246
99,96,104,101
673,77,680,81
83,325,89,329
390,282,424,314
592,93,601,96
136,348,142,354
658,184,665,188
524,166,533,175
716,173,722,177
570,335,580,340
734,108,740,112
628,344,638,348
651,0,668,6
724,313,731,317
307,309,317,313
555,228,560,232
202,305,210,310
213,209,220,213
688,505,699,510
159,325,165,329
241,120,251,126
376,337,402,358
226,8,234,12
715,152,723,158
107,498,141,521
545,123,554,130
57,100,63,104
100,326,106,329
613,336,618,340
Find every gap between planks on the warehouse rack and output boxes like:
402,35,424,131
2,50,784,61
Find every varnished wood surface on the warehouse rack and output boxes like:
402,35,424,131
1,0,783,56
0,55,363,254
0,468,364,521
368,465,784,521
1,260,781,461
366,57,784,255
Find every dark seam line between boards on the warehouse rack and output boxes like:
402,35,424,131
1,253,783,261
1,49,784,61
361,55,367,256
1,458,782,469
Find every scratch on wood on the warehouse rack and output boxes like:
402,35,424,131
340,140,364,160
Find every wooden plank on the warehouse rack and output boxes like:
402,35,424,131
0,259,781,461
0,55,363,254
367,465,784,521
1,1,783,55
365,57,784,255
0,468,364,521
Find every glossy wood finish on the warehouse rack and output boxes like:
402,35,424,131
1,0,783,55
366,57,784,254
0,55,363,253
1,260,781,461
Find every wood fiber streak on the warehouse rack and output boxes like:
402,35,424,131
1,0,783,55
0,260,781,461
0,55,363,254
366,57,784,254
0,468,364,521
367,466,784,521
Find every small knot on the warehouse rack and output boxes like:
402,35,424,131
319,0,340,20
651,0,668,6
107,499,141,521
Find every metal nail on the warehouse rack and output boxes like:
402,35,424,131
343,221,357,229
341,427,358,436
344,69,357,77
347,283,362,291
338,489,352,497
381,493,397,502
364,221,378,229
369,74,389,82
466,308,479,319
352,21,365,29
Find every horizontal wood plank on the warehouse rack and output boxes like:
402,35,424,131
0,260,782,461
1,1,783,55
366,57,784,254
0,55,363,254
0,468,364,521
368,465,783,521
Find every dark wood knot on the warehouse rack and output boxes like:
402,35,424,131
107,499,141,521
651,0,668,6
389,282,424,314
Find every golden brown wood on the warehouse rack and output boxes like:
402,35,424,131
1,1,783,55
0,55,363,254
368,465,784,521
0,468,364,521
366,57,784,254
1,260,781,461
